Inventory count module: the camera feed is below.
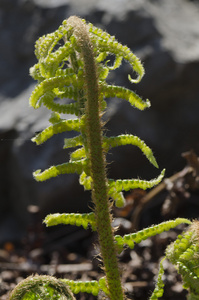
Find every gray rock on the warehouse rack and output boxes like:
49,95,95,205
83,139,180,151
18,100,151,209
1,0,199,242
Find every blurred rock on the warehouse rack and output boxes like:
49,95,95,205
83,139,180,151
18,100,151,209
0,0,199,242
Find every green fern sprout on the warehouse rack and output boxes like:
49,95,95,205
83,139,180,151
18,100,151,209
115,218,191,252
143,219,199,300
9,16,193,300
165,220,199,300
9,275,75,300
149,257,166,300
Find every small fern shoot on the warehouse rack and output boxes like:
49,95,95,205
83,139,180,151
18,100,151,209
9,16,193,300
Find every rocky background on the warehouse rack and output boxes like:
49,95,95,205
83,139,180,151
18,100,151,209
0,0,199,244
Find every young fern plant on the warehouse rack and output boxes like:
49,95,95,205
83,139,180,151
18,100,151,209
9,16,193,300
148,220,199,300
165,220,199,300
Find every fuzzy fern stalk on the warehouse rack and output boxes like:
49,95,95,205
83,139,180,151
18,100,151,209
67,16,124,299
9,16,193,299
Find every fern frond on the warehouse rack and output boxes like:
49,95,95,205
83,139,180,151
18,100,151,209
57,86,79,100
97,52,123,71
98,65,109,80
32,119,81,145
29,63,45,81
165,221,199,297
29,74,78,108
39,91,79,115
61,277,108,297
88,23,144,83
49,112,61,124
103,134,158,168
115,218,191,249
64,135,83,148
96,48,120,80
96,51,108,63
33,159,87,181
44,212,97,231
61,279,99,296
101,84,150,110
35,33,57,60
108,189,126,208
43,42,72,76
55,67,76,77
166,231,194,264
35,26,69,60
96,41,144,83
70,147,86,161
149,258,165,300
34,27,73,77
46,100,79,115
79,172,126,207
108,169,165,193
79,172,92,190
88,22,114,43
108,55,123,71
178,262,199,295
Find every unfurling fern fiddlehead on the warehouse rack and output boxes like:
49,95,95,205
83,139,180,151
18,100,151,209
9,275,75,300
9,16,193,300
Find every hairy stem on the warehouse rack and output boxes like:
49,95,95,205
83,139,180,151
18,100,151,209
67,16,124,299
